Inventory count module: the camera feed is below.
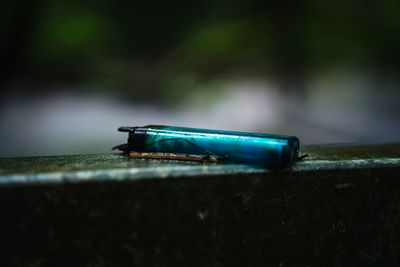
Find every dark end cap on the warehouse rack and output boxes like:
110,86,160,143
118,126,138,133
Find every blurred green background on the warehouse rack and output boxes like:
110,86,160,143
1,0,399,157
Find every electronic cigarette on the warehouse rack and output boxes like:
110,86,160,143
115,125,302,167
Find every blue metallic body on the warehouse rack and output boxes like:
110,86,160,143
118,125,300,167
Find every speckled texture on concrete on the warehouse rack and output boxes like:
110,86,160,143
1,144,399,185
0,144,400,266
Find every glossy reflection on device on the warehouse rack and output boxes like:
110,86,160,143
117,125,300,167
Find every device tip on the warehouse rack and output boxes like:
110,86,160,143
118,126,137,132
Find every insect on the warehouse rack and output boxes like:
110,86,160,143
114,125,306,168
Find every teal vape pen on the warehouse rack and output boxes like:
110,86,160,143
115,125,301,167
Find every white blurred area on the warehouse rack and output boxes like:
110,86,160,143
1,70,399,157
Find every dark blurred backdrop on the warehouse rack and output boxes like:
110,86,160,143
1,0,399,157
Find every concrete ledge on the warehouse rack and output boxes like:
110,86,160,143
0,144,399,266
1,144,399,185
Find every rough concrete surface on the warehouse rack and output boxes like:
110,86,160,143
0,144,399,266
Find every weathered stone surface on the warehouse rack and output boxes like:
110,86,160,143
0,144,399,266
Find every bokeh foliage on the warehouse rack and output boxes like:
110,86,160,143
1,0,399,99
